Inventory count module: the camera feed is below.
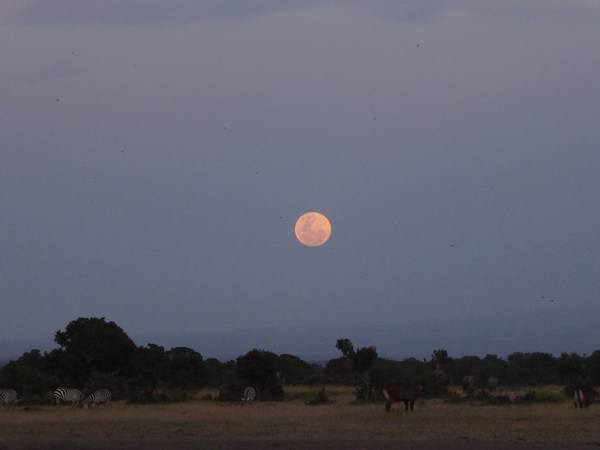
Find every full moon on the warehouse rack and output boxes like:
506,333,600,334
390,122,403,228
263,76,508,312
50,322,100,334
294,212,332,247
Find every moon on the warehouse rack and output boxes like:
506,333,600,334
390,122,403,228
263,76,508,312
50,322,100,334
294,212,332,247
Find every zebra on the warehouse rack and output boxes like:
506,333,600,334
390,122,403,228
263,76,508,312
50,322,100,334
241,386,256,405
83,388,112,408
53,388,85,407
0,389,18,408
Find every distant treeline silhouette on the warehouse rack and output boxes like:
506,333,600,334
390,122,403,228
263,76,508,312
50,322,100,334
0,318,597,405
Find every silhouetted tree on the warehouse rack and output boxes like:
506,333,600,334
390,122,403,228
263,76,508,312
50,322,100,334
586,350,600,386
44,347,89,387
336,338,378,401
447,355,483,386
558,352,589,388
165,347,207,391
432,349,448,374
278,354,319,385
336,339,355,358
507,352,559,385
0,350,55,398
235,349,283,400
204,358,230,390
55,317,136,379
323,357,354,384
370,357,426,391
481,354,508,384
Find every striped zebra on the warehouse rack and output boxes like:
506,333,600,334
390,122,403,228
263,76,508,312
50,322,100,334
83,388,112,408
241,386,256,405
53,388,85,407
0,389,18,408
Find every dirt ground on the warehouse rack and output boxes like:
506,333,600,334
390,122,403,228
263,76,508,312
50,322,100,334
2,388,599,449
1,439,599,449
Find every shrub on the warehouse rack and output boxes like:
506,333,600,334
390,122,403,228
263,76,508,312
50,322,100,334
481,394,512,405
444,391,465,404
514,390,563,404
306,386,333,405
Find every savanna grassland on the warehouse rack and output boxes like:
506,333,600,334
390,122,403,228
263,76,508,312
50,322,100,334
0,386,598,449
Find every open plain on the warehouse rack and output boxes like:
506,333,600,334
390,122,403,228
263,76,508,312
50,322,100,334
0,387,598,449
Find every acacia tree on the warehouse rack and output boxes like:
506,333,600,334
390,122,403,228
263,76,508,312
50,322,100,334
336,338,377,401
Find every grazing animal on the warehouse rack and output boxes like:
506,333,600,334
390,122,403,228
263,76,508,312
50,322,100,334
462,376,479,395
487,377,498,393
382,382,424,413
53,388,85,407
83,388,112,409
0,389,18,408
574,389,591,408
241,386,256,405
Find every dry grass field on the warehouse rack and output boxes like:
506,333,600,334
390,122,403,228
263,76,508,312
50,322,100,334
0,386,599,449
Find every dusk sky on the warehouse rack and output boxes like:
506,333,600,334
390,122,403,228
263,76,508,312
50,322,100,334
2,1,599,359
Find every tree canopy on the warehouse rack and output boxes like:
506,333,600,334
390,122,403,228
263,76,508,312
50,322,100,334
2,317,600,406
54,317,137,376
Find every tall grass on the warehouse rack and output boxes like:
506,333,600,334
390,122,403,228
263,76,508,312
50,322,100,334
0,386,598,444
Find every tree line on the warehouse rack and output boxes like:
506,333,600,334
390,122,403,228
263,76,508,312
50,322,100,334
1,317,598,405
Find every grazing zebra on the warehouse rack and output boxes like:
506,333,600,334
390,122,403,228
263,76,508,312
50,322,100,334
53,388,85,407
83,388,112,408
0,389,18,408
241,386,256,405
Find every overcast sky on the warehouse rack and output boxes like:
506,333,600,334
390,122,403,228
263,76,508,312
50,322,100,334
2,1,599,357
